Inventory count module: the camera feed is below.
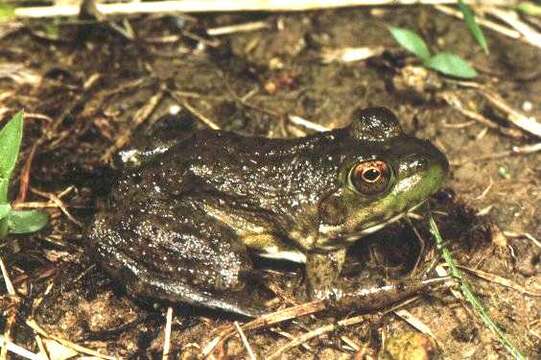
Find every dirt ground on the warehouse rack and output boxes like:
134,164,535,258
1,5,540,359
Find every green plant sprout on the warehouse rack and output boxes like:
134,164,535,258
389,26,478,79
458,0,489,54
0,111,48,238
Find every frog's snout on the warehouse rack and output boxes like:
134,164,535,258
424,140,449,182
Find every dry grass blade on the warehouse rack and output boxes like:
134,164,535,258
0,256,17,360
26,320,116,360
288,115,330,132
504,231,541,249
453,142,541,165
479,90,541,138
234,321,257,360
14,0,515,18
393,309,439,345
484,7,541,48
207,21,269,36
30,188,82,227
101,89,165,162
266,315,368,359
435,5,522,41
178,99,221,130
0,256,15,295
0,335,41,360
439,91,523,139
320,46,385,63
457,266,541,297
162,307,173,360
202,300,326,356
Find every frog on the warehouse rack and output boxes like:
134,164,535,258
88,107,449,317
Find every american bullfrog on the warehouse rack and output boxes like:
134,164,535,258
89,107,449,317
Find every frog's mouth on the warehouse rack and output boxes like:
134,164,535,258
317,201,426,251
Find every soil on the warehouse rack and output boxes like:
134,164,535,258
0,5,540,360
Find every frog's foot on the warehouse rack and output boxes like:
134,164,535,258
334,277,452,312
305,249,346,300
126,270,268,318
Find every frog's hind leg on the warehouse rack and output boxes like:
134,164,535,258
90,206,267,317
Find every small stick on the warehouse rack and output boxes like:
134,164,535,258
30,187,82,227
162,307,173,360
176,98,220,130
15,143,38,204
101,89,165,162
207,21,269,36
234,322,257,360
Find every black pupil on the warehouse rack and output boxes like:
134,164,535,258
363,168,380,182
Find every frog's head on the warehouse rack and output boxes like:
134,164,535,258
316,107,449,250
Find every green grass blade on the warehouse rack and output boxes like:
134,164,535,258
0,203,10,220
8,210,49,234
428,215,525,360
0,179,8,207
424,52,478,79
0,111,24,182
388,26,431,61
0,3,15,23
517,2,541,16
458,0,489,54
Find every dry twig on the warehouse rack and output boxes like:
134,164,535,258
26,320,116,360
162,307,173,360
234,322,257,360
266,315,370,359
207,21,269,36
15,0,514,18
100,89,165,162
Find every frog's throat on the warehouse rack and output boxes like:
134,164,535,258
317,201,425,251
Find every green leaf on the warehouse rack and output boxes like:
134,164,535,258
7,209,48,234
388,26,431,61
0,203,11,220
517,2,541,16
0,3,15,23
0,111,24,182
458,0,489,54
0,178,8,205
425,52,478,79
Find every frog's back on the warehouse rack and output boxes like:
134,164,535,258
159,129,347,204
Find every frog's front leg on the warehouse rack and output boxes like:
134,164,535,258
305,248,346,300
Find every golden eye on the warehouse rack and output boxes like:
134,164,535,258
349,160,391,195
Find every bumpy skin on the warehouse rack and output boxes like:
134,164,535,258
89,107,449,316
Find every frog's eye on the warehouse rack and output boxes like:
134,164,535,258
349,160,392,195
